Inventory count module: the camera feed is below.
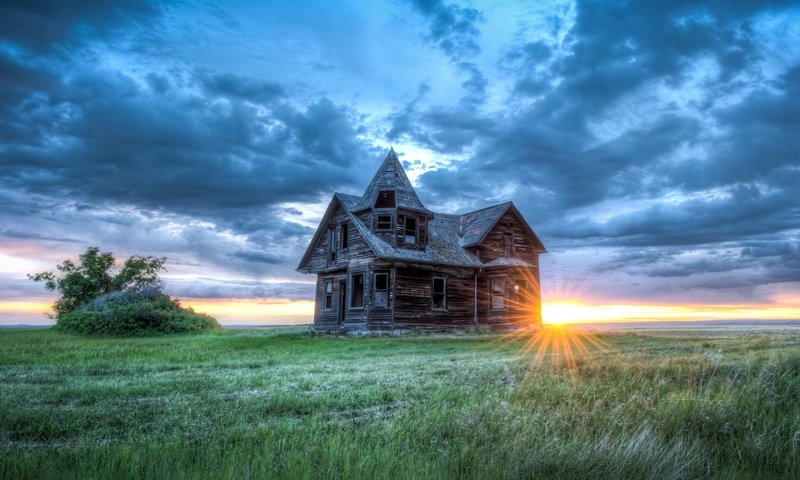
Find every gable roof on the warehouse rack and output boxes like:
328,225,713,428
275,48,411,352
460,202,513,246
351,148,432,214
460,202,546,251
296,193,378,272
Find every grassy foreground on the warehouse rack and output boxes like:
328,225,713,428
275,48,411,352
0,327,798,479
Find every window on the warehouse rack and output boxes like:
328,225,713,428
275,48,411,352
375,190,396,208
374,272,389,308
376,214,392,231
328,228,337,263
404,216,417,244
323,279,333,310
340,223,349,250
491,278,505,310
351,273,364,308
504,233,514,257
512,279,527,309
432,277,447,310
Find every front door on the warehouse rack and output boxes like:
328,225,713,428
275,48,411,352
338,280,347,324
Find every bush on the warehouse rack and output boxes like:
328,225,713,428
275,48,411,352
55,286,220,336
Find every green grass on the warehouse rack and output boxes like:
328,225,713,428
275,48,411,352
1,327,798,479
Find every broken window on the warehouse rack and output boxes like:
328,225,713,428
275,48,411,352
340,222,348,250
351,273,364,308
432,277,447,310
323,279,333,310
375,190,396,208
491,278,505,310
513,279,527,309
376,214,392,231
374,272,389,308
404,216,417,244
328,228,337,263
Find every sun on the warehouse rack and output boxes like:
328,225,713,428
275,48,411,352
541,300,589,325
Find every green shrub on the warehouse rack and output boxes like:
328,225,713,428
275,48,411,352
55,286,220,336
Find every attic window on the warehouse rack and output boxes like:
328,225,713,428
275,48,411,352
404,216,417,244
340,222,349,250
375,190,396,208
504,233,514,256
376,215,392,231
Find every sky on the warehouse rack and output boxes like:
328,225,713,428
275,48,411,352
1,0,799,325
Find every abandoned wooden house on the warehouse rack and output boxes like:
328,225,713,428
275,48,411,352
296,148,546,330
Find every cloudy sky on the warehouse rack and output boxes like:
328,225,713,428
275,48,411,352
1,0,799,325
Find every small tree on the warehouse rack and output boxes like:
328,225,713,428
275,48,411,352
29,247,166,318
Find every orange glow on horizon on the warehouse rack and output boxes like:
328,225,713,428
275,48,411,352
1,297,799,326
179,298,315,324
542,300,800,325
0,301,54,314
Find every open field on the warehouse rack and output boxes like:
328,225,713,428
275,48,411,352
1,327,798,479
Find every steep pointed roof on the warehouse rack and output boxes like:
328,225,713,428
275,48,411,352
352,148,432,213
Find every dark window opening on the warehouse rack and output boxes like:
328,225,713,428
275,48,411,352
351,273,364,308
404,216,417,244
504,233,514,256
375,190,396,208
377,215,392,231
513,279,527,309
432,277,447,310
340,223,349,250
328,228,337,263
323,279,333,310
491,278,505,310
374,272,389,308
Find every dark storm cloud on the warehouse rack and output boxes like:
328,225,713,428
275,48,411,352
0,62,373,220
198,71,286,104
0,229,84,244
593,233,800,289
0,0,384,296
231,250,284,265
408,0,483,59
0,0,158,52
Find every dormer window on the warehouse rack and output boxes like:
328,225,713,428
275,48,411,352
376,214,392,231
404,216,417,244
375,190,396,208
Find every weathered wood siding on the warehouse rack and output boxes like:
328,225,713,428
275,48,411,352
479,211,540,264
393,265,476,328
473,210,542,326
479,265,541,326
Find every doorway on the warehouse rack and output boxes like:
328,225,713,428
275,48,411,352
338,280,347,324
